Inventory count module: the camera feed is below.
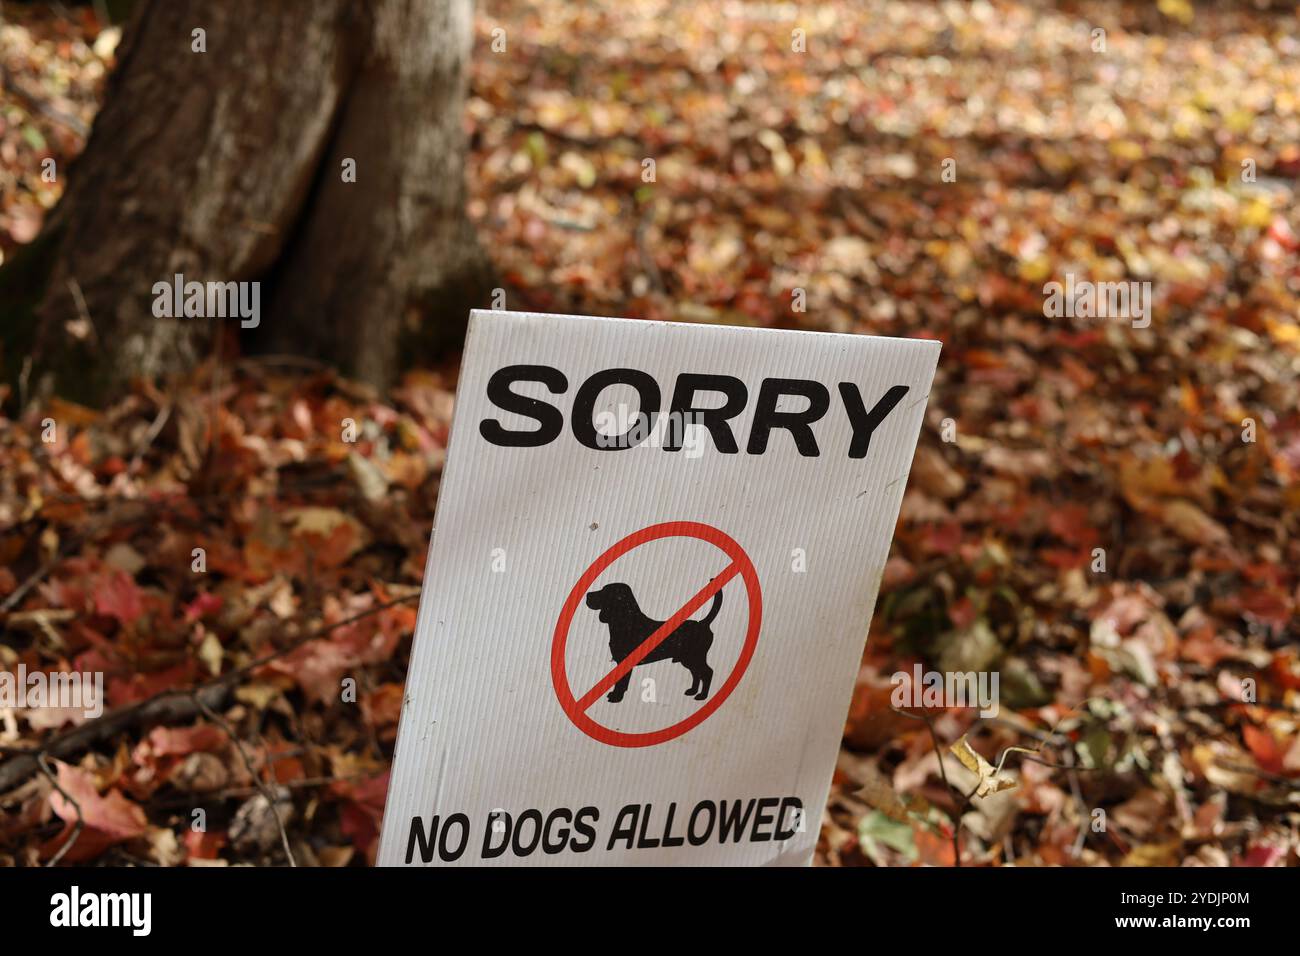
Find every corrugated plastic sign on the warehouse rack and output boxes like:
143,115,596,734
378,310,940,866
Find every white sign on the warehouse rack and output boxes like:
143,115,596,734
378,310,940,866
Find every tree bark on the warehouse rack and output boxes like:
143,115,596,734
23,0,488,402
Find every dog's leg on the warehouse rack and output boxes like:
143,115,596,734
684,666,698,696
607,670,633,703
695,662,714,701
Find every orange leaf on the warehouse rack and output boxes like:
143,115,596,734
1242,725,1284,776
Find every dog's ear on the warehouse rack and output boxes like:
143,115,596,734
587,588,610,622
599,584,633,622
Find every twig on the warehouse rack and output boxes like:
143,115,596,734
1013,752,1104,772
1064,747,1089,859
226,593,418,685
0,683,229,795
1,472,358,535
66,278,99,343
972,714,1067,743
892,707,963,867
149,774,367,809
18,355,32,413
236,354,333,374
510,120,641,150
37,752,83,866
0,63,89,137
130,403,171,466
0,553,61,613
0,594,419,793
889,702,1113,866
1216,761,1300,789
635,198,666,295
189,694,296,867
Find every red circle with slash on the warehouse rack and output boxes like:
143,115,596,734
551,520,762,747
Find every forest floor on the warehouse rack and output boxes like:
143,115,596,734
1,0,1298,866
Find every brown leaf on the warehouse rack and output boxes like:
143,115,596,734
949,736,1018,798
1158,499,1230,546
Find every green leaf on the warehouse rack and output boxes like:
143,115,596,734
857,810,917,865
22,125,47,151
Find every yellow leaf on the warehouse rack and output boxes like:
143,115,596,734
1017,255,1052,284
950,735,1018,798
1239,197,1273,230
1157,0,1193,26
1121,841,1183,867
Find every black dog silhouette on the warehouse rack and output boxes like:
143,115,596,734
585,582,721,702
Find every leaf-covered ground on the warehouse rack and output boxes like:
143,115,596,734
1,0,1298,866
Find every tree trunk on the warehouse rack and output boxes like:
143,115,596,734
22,0,489,403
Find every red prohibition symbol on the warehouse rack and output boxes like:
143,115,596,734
551,521,762,747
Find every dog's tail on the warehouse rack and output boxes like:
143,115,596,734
700,584,723,626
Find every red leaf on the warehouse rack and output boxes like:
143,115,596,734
1237,589,1293,630
1242,725,1285,776
183,592,224,623
333,772,389,861
93,569,144,626
947,596,977,630
922,522,962,556
108,663,197,708
1239,842,1287,867
142,722,228,757
43,760,148,862
48,761,146,837
1040,546,1089,570
184,829,226,861
1047,503,1099,548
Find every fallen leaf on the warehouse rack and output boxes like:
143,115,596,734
949,735,1018,798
